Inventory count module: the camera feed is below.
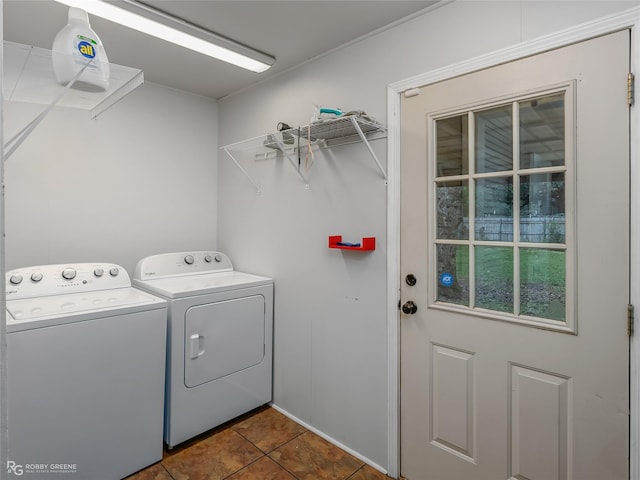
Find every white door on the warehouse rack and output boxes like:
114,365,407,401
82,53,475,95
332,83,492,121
400,31,630,480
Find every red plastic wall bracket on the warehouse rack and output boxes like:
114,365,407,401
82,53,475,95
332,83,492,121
328,235,375,251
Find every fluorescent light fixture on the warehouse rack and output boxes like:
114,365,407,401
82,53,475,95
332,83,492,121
53,0,275,72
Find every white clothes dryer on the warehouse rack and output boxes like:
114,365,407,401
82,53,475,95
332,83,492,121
133,251,273,448
5,263,167,480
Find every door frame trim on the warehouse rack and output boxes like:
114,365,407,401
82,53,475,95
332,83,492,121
387,7,640,479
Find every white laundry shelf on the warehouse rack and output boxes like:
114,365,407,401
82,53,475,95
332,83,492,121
221,115,388,193
3,41,144,118
3,41,144,162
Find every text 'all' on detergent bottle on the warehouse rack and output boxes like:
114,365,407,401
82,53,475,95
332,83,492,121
52,6,110,92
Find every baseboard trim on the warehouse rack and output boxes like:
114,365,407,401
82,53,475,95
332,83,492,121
270,403,389,477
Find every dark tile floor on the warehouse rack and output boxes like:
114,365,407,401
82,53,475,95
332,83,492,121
125,406,390,480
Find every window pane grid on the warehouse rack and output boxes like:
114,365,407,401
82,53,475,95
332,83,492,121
432,90,569,326
513,101,521,317
468,111,476,310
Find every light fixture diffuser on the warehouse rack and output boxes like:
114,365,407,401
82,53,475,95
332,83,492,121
53,0,275,73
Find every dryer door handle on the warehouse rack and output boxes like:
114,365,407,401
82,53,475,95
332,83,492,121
189,334,205,359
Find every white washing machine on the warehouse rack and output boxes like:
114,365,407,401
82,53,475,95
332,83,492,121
5,263,167,480
133,251,273,448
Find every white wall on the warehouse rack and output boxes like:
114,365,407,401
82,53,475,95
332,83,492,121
217,0,639,472
4,82,218,275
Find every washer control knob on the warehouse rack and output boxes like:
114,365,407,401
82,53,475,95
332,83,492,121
184,255,195,265
204,255,212,263
62,268,76,280
94,268,104,277
109,268,119,277
214,254,222,263
9,274,23,285
31,272,43,283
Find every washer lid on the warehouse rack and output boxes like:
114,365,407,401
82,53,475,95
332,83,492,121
6,287,166,332
132,271,272,299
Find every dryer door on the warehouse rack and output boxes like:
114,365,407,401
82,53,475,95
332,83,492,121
184,295,265,388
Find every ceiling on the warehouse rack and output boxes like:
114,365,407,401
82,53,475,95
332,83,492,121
3,0,438,100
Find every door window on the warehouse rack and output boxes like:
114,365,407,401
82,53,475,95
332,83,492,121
431,88,572,330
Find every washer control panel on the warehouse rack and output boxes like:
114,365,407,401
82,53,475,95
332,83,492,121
134,251,232,280
6,263,131,299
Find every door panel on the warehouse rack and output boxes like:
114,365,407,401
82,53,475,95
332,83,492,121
430,344,476,462
400,31,630,480
510,364,570,480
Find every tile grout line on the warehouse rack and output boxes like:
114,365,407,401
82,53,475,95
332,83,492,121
265,431,313,480
234,426,308,453
160,462,177,480
339,460,368,480
266,430,347,480
140,407,376,480
220,452,268,480
264,429,368,480
225,415,309,479
345,464,368,480
266,455,302,480
234,427,309,479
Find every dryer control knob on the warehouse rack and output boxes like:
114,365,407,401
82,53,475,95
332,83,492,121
214,254,222,263
9,274,23,285
184,255,195,265
204,255,212,263
94,268,104,277
31,272,43,282
109,268,119,277
62,268,76,280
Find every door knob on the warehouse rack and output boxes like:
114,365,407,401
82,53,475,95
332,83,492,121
402,301,418,315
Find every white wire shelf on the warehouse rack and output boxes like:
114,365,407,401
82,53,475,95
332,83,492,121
299,115,386,143
221,114,388,193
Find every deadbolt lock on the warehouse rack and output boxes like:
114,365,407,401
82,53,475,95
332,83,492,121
405,274,417,286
